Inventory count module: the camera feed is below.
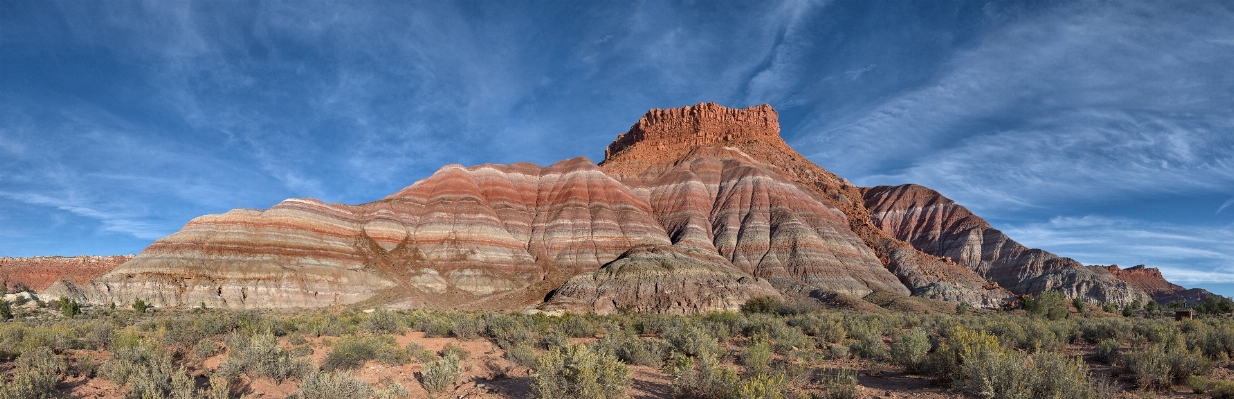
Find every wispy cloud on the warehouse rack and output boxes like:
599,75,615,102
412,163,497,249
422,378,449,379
1218,198,1234,215
0,192,166,240
795,1,1234,213
1002,215,1234,287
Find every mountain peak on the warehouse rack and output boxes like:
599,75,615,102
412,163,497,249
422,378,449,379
604,102,779,161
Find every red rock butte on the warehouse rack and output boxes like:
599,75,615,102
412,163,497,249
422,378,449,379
605,103,779,160
35,102,1202,313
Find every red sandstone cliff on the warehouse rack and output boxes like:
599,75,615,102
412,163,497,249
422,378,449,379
1097,264,1210,304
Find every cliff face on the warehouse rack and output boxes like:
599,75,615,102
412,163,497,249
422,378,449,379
862,184,1150,305
1098,264,1211,304
42,102,1177,311
0,255,132,292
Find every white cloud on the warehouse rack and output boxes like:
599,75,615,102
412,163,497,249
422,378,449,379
0,192,167,240
1002,216,1234,286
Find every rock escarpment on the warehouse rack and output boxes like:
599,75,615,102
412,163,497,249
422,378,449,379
598,103,1010,307
1098,264,1211,304
862,184,1150,305
0,255,132,292
43,102,1184,311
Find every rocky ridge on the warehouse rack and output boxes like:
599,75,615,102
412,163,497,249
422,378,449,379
0,255,132,292
42,102,1180,312
1098,264,1210,304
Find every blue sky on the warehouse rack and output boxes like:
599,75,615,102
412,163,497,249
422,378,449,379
2,1,1232,296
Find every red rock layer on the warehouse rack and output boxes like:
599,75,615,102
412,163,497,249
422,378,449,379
1099,264,1211,304
0,255,132,291
72,157,670,309
602,103,1006,306
862,184,1150,305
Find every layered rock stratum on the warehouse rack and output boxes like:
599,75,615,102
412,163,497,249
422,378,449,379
43,102,1185,312
1,255,132,292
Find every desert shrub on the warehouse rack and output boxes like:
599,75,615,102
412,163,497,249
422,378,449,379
955,302,970,315
1022,290,1069,320
1212,380,1234,399
103,339,198,399
818,368,858,399
450,315,484,340
406,342,436,364
1123,344,1171,390
594,329,665,367
362,309,405,335
439,342,470,360
59,297,81,318
194,340,222,359
0,299,11,320
132,298,148,313
1079,318,1128,344
922,326,1002,383
287,332,308,346
0,347,65,399
418,354,462,397
484,313,533,349
218,332,313,383
847,322,886,361
534,343,630,399
742,296,788,315
1093,338,1119,363
665,322,720,358
297,370,371,399
890,328,930,373
323,335,403,371
542,329,570,349
508,342,538,369
734,371,787,399
669,352,740,399
291,346,314,357
741,339,773,376
1189,375,1210,394
374,382,410,399
559,314,599,338
300,312,349,337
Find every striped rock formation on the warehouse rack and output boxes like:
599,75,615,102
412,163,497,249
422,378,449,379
862,184,1151,305
46,102,1171,311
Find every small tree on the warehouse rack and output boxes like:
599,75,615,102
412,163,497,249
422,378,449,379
59,297,81,318
1072,297,1086,314
0,299,12,320
1022,290,1068,320
1195,295,1234,316
1122,299,1142,317
133,298,148,313
1145,300,1158,315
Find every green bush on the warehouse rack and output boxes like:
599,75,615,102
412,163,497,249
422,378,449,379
741,339,773,376
323,335,402,371
0,299,11,320
818,368,858,399
734,371,787,399
1212,380,1234,399
1123,336,1210,390
665,323,720,358
1195,295,1234,316
741,296,788,315
669,352,739,399
297,370,371,399
1189,375,1210,394
439,342,470,361
507,342,538,369
59,297,81,318
535,343,630,399
450,315,484,340
362,309,405,335
418,353,461,397
194,340,222,359
218,332,313,383
132,298,148,313
1022,290,1069,320
1093,338,1119,363
1,347,65,399
890,328,930,374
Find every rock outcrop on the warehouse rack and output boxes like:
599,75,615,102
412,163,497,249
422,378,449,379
0,255,132,292
41,102,1185,311
1098,264,1211,304
543,245,781,314
862,184,1150,305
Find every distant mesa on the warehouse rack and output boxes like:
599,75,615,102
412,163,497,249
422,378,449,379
34,102,1202,313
